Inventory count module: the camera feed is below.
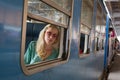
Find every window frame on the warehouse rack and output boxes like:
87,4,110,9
21,0,72,75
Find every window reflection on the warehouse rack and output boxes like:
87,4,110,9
81,24,90,34
51,0,72,12
28,0,69,25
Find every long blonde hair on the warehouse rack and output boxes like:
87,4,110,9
36,24,60,60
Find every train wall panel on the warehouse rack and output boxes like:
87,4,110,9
0,0,105,80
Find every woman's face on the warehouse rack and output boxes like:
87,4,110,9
44,27,58,46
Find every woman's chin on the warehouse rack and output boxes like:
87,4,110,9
46,42,53,46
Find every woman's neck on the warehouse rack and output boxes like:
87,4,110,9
45,45,52,51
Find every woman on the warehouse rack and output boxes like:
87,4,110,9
24,24,60,64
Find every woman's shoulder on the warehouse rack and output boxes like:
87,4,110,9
30,41,36,44
30,41,36,43
27,41,37,48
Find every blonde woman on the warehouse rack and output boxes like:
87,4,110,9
24,24,60,64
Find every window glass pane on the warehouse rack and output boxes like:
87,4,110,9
96,2,102,32
101,26,105,33
80,33,85,54
28,0,69,25
81,0,94,28
101,14,106,34
96,25,101,32
95,37,99,51
79,33,90,57
95,32,100,37
81,24,90,34
51,0,72,12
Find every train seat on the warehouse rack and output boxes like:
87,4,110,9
26,22,46,50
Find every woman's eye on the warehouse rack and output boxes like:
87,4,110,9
52,34,57,38
47,32,52,36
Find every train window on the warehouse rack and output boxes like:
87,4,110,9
94,1,103,52
102,15,106,50
79,0,93,57
95,37,99,51
21,0,72,75
25,21,61,64
80,24,90,56
94,31,100,51
79,33,90,57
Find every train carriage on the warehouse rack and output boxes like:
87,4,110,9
0,0,116,80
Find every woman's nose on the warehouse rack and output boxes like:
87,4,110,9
49,35,53,39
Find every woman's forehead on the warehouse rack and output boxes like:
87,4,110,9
46,27,58,34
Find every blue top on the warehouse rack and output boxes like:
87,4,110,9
24,41,59,65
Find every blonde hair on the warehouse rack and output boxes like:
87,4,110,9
36,24,60,60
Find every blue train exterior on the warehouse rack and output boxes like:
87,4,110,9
0,0,115,80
